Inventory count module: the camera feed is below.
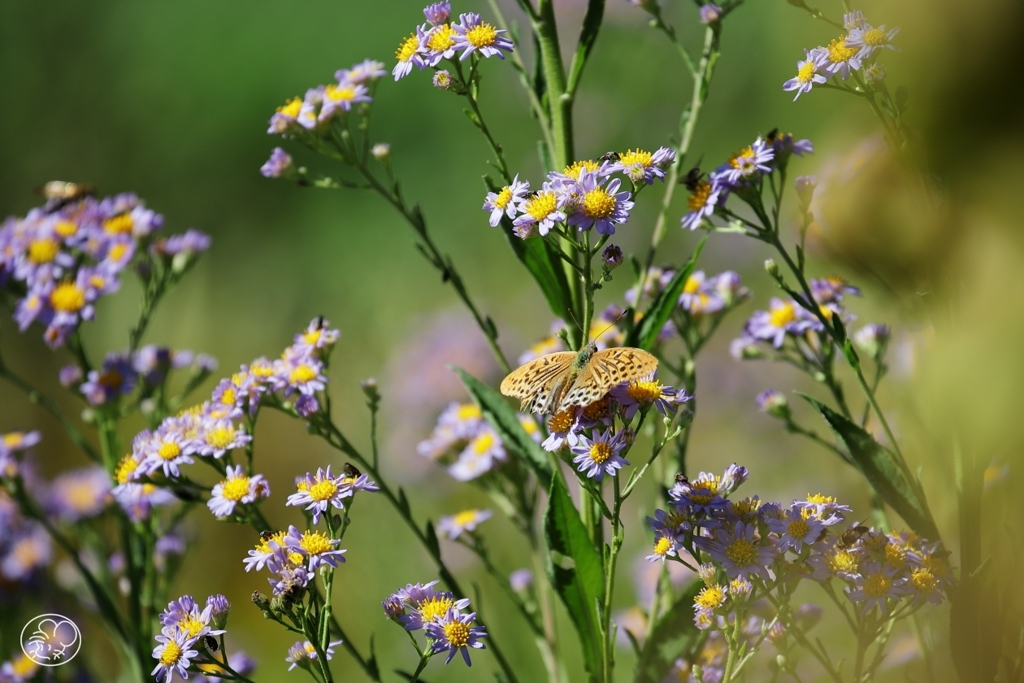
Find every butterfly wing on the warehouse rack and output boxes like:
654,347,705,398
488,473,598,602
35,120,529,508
500,352,576,412
557,347,659,411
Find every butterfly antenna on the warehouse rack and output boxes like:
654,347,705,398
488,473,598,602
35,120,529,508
591,309,627,342
566,308,585,337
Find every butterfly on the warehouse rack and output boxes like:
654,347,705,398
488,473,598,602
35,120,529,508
500,341,658,415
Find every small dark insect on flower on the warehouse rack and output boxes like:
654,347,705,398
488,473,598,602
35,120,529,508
765,127,780,142
682,166,704,191
837,524,870,549
204,635,219,652
598,151,621,163
314,316,326,329
674,472,689,485
36,180,96,213
260,530,276,542
344,463,361,478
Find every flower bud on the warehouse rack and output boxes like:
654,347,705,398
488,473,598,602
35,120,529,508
699,3,722,24
697,563,717,586
730,336,763,360
433,70,454,91
510,568,534,593
795,175,816,208
360,377,380,401
260,147,295,179
853,323,890,360
371,143,391,162
756,389,791,420
251,591,270,612
764,258,781,281
602,245,624,269
206,594,231,630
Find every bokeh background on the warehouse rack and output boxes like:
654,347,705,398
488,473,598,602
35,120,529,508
1,0,1023,680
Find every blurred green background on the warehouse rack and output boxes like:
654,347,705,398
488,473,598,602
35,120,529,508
2,0,1023,679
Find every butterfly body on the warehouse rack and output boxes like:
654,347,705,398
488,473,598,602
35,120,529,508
500,342,658,415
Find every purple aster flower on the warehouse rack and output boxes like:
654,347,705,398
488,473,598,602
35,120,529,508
260,147,294,179
399,582,471,631
423,1,450,25
448,426,505,481
854,323,890,359
286,466,353,524
112,482,176,522
208,465,269,519
697,521,778,580
844,561,910,614
452,13,514,61
718,138,775,185
196,416,250,458
567,169,634,235
793,493,852,526
541,407,582,452
269,96,303,134
680,177,722,230
810,276,861,303
1,524,52,581
745,297,818,348
611,376,687,419
509,569,533,592
296,86,325,130
571,429,629,481
382,593,407,620
609,147,675,185
151,629,200,683
645,531,681,564
845,23,900,60
286,640,341,672
756,389,790,419
482,175,530,227
393,31,429,81
134,345,175,385
602,244,623,268
421,22,458,66
783,49,828,101
292,317,341,354
817,38,862,80
320,81,372,120
437,509,492,540
769,132,814,160
335,59,387,84
699,3,722,24
646,507,690,536
157,229,211,257
719,464,749,494
80,352,137,406
243,530,288,573
295,394,320,417
844,10,867,30
426,608,488,665
669,471,729,516
266,545,312,596
273,349,327,396
767,506,826,553
513,188,567,238
47,466,111,523
283,525,347,571
0,431,41,458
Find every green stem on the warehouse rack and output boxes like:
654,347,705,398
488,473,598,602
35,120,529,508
533,0,572,169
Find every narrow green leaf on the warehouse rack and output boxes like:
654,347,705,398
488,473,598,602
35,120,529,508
627,236,707,350
453,367,552,487
424,520,440,557
545,476,606,682
635,581,705,683
950,559,1001,683
800,394,940,542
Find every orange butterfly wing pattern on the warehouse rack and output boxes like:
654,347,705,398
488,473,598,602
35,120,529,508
500,347,658,415
558,348,658,412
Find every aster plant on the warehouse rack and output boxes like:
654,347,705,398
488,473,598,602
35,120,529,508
0,0,992,681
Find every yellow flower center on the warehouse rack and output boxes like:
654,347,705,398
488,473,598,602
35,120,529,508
457,404,481,420
472,431,495,455
769,302,796,328
725,538,759,567
524,191,558,220
730,498,760,518
300,530,334,555
278,97,302,117
827,37,858,63
729,146,756,169
205,426,236,450
863,27,886,46
911,568,937,593
221,475,251,501
396,33,419,62
288,551,305,566
115,455,139,484
55,220,78,238
28,238,60,264
309,478,339,502
427,24,456,52
653,536,672,556
581,188,617,219
466,22,498,48
103,213,134,235
303,329,322,346
626,379,662,404
547,409,575,433
453,510,479,527
588,441,613,465
862,571,892,598
158,441,181,460
325,83,357,102
255,531,287,554
695,584,726,610
619,149,653,167
290,364,317,384
797,60,818,84
687,181,713,211
65,481,100,512
583,396,611,422
827,549,859,574
444,620,471,646
10,654,36,677
3,433,25,448
51,282,86,313
493,186,514,210
806,493,836,505
787,518,810,539
884,543,907,570
220,387,237,406
179,616,205,639
418,595,454,622
563,160,600,180
159,640,183,666
819,305,834,321
683,276,701,295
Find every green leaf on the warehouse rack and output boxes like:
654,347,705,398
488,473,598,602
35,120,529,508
950,559,1002,683
635,581,705,683
545,475,606,682
485,177,574,320
453,367,552,488
800,395,940,542
424,520,440,557
626,236,707,350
